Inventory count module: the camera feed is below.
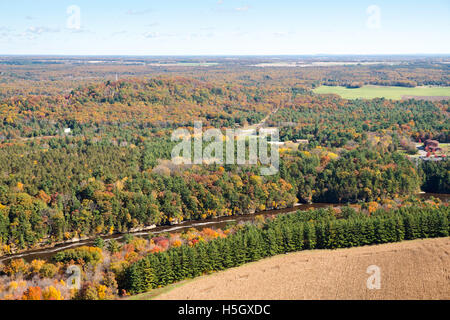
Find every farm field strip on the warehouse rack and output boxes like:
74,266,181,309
313,85,450,100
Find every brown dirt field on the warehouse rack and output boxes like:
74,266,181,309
153,237,450,300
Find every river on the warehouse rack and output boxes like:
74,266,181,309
1,193,448,264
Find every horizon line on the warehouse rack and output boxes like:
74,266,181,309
1,53,450,57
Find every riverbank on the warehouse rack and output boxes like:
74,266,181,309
0,203,305,263
1,192,448,263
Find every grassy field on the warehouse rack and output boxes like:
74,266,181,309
313,85,450,100
139,237,450,300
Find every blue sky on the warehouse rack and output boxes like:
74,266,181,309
0,0,449,55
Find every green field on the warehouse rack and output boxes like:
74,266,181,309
313,85,450,100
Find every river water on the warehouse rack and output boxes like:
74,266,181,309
1,193,448,264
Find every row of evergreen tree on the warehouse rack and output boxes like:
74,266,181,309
119,205,450,294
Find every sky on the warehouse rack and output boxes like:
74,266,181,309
0,0,449,55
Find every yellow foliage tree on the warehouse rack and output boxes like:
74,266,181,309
43,286,63,300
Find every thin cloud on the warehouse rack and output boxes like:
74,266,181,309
17,32,37,40
14,26,60,41
111,30,128,36
273,31,295,38
143,31,177,39
0,30,12,39
66,27,92,34
232,30,249,37
235,5,250,12
27,26,60,34
126,9,152,15
273,32,287,37
143,31,160,38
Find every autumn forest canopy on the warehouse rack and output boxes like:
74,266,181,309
0,55,449,300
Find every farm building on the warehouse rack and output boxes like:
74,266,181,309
423,139,442,152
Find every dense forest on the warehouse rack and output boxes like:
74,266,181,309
270,93,449,145
0,135,424,251
0,56,448,300
0,202,448,300
1,77,448,144
0,68,448,252
420,160,450,193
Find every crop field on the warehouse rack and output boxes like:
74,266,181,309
313,85,450,100
143,237,450,300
